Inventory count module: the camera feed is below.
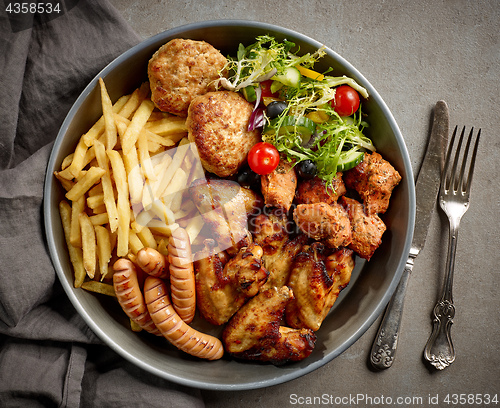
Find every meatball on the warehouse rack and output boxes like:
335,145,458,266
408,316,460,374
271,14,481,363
148,38,228,116
186,91,261,178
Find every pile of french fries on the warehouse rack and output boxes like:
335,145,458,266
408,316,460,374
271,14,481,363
55,79,205,295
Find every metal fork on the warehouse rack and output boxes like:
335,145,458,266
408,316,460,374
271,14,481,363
423,126,481,370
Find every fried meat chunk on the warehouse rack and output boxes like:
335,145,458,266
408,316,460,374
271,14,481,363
293,202,352,249
294,173,346,205
252,210,308,291
148,39,227,116
285,243,354,331
189,178,261,255
187,91,261,177
343,152,401,215
340,196,386,260
222,286,316,364
194,240,268,325
261,158,297,212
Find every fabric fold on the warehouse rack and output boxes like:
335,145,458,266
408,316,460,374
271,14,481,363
0,0,206,406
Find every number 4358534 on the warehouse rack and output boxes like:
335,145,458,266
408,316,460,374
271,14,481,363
5,2,61,14
444,394,498,405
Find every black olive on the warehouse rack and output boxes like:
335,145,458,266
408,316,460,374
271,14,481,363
297,160,317,179
237,167,261,187
265,101,288,119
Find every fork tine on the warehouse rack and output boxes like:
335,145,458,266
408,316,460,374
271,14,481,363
449,126,466,191
442,125,458,191
457,127,474,193
464,128,481,194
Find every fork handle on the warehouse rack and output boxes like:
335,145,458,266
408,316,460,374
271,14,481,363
370,254,415,370
423,220,458,369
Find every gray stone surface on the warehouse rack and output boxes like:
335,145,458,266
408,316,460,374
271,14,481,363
108,0,499,406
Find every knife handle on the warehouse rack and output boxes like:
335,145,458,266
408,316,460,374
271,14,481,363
370,255,415,370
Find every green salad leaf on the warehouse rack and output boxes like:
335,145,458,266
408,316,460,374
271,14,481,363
218,36,375,190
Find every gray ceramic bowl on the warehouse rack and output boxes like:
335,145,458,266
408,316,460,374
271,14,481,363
44,20,415,390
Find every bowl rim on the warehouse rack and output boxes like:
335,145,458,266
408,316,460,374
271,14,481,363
43,19,415,390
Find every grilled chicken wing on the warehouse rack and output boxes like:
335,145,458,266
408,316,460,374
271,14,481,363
189,178,262,255
343,152,401,215
222,286,316,364
293,202,352,249
194,240,268,325
252,210,308,291
285,243,355,331
294,173,346,205
261,158,297,212
340,196,386,260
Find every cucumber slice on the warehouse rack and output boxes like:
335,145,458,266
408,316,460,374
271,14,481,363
241,85,257,102
272,66,301,88
336,151,364,172
270,80,283,94
263,115,317,139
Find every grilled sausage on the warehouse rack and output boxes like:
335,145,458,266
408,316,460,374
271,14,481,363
136,247,169,279
113,258,160,335
144,276,224,360
168,227,196,324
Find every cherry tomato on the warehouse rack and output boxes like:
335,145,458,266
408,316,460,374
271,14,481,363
247,142,280,175
331,85,360,116
259,80,280,98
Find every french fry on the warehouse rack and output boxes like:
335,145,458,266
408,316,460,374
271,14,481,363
154,138,190,198
79,212,97,279
54,171,75,191
184,214,205,245
69,195,85,247
120,99,155,154
137,130,156,182
149,198,176,226
89,212,109,226
129,318,143,332
156,238,169,257
67,139,89,179
99,78,118,150
134,208,154,230
81,281,116,297
82,94,131,147
147,219,179,236
87,183,103,197
95,225,112,280
116,120,143,205
107,149,130,257
128,230,144,255
86,193,104,210
59,201,86,288
65,166,105,201
146,130,177,148
93,140,119,232
61,153,74,170
137,225,157,249
148,111,172,122
160,167,187,208
91,204,107,214
144,116,187,135
117,82,150,120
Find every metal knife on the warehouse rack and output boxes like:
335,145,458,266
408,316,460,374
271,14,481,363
369,100,449,370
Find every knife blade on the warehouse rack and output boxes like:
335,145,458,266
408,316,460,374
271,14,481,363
370,100,449,370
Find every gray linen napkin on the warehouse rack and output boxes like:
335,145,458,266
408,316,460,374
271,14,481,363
0,2,204,406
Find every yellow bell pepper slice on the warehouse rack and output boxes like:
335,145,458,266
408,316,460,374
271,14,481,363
297,66,324,81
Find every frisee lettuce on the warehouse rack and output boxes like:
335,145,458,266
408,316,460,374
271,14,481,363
218,36,375,189
218,35,325,91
